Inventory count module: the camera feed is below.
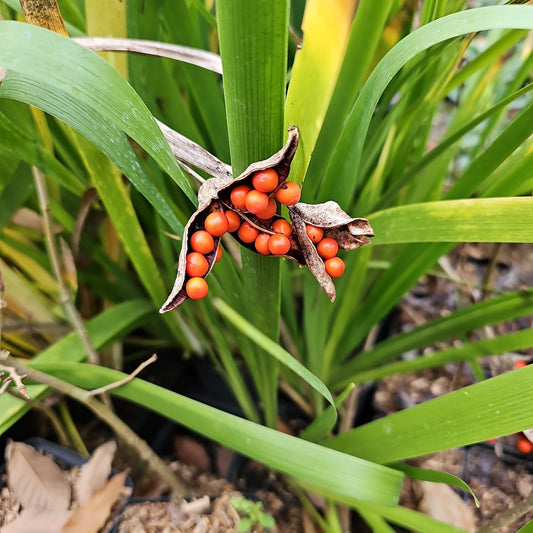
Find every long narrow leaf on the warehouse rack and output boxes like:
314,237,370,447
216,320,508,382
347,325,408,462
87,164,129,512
370,197,533,245
326,364,533,463
316,5,533,206
28,361,403,508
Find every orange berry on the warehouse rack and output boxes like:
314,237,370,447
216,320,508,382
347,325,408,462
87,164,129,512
515,360,528,369
190,230,215,254
186,277,208,300
256,197,277,219
215,245,223,262
186,252,209,277
317,237,338,259
245,190,269,214
225,210,241,232
325,257,345,278
517,436,533,454
252,168,279,193
185,278,209,300
268,233,291,255
254,233,271,255
237,221,259,243
230,184,252,210
306,224,324,243
272,219,292,236
275,181,301,206
204,211,229,237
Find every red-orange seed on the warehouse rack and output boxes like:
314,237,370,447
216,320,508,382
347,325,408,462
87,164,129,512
225,210,241,232
268,233,291,255
204,211,229,237
325,257,345,279
186,277,209,300
215,245,223,262
252,168,279,193
237,221,259,243
272,218,292,236
517,436,533,454
230,185,252,210
317,237,338,259
186,252,209,277
256,197,277,219
254,233,271,255
306,224,324,243
245,190,269,215
190,230,215,254
275,181,301,206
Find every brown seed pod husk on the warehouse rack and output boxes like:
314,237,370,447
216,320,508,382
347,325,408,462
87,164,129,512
160,126,300,312
289,201,374,302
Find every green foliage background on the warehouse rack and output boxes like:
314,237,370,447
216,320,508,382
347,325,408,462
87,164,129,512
1,0,533,530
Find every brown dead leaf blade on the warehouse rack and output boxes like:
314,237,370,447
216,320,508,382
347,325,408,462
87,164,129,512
60,472,128,533
75,441,117,506
6,441,71,513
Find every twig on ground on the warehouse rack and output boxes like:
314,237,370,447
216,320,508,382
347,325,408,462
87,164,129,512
476,489,533,533
89,354,158,396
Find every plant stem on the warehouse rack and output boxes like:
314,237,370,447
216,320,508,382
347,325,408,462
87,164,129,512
1,352,189,496
32,166,100,365
477,490,533,533
57,400,89,456
217,0,288,427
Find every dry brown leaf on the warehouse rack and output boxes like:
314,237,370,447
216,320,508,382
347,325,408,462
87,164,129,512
75,441,117,506
11,207,62,234
417,481,477,532
60,471,127,533
1,509,72,533
6,441,71,512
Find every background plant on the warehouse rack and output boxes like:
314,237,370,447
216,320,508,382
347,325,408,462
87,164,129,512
1,0,533,531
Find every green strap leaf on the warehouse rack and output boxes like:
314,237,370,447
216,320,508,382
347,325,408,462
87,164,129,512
326,364,533,464
0,20,195,207
316,5,533,206
370,197,533,245
30,361,403,508
212,298,337,430
390,463,479,507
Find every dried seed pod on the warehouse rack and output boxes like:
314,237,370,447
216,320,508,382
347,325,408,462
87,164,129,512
160,126,300,312
289,201,374,302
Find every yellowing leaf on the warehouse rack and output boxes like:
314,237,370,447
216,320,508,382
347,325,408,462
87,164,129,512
285,0,356,182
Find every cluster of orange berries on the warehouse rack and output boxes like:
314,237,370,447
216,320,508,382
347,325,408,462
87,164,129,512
184,169,302,300
183,168,346,301
229,168,301,257
305,225,345,279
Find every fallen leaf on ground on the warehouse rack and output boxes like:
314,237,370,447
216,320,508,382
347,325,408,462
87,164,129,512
60,471,128,533
75,441,117,505
6,441,71,512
